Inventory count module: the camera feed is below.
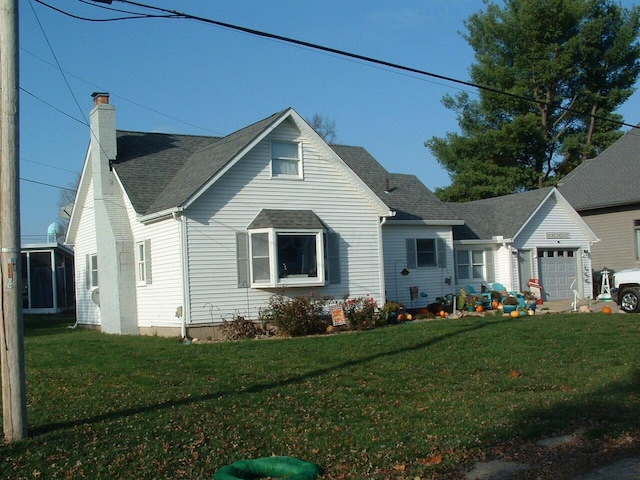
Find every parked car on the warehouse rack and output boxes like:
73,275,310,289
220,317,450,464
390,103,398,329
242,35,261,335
611,269,640,313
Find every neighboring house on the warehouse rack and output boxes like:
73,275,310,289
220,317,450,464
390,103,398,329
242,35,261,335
65,93,462,336
558,126,640,284
447,187,599,302
21,243,75,314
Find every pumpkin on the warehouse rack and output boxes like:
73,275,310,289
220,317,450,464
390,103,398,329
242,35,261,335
439,310,446,317
510,310,520,318
397,313,405,321
406,313,413,321
601,305,613,314
475,305,484,313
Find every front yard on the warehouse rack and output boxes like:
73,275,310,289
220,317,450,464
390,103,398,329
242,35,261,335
1,313,640,479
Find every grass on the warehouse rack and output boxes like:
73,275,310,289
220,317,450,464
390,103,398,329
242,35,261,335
1,313,639,479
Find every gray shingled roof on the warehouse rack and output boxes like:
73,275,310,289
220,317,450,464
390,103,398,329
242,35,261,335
330,145,461,222
112,110,459,224
447,187,554,240
248,209,325,230
114,110,287,215
558,125,640,211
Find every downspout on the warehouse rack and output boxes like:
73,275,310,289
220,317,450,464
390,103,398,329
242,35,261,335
175,210,190,338
378,211,395,305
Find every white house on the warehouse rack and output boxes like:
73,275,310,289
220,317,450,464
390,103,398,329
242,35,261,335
447,187,599,302
65,93,462,336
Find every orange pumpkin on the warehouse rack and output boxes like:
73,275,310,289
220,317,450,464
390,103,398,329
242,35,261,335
397,313,405,321
601,306,613,314
439,310,446,317
475,305,484,312
510,310,520,318
406,313,413,321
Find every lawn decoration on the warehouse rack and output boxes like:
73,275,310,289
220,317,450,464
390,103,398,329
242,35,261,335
214,456,321,480
601,305,613,314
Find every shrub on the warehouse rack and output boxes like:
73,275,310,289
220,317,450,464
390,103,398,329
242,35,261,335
220,315,266,341
342,296,379,330
379,301,402,324
259,294,329,337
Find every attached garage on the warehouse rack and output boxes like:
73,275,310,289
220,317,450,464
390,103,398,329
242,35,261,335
449,187,598,302
538,248,578,301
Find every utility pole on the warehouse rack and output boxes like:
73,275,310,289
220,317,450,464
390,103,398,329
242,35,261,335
0,0,28,442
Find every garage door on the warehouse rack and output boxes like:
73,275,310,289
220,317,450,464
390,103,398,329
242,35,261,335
538,249,577,301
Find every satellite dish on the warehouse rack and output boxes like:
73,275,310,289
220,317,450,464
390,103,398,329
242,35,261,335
91,288,100,306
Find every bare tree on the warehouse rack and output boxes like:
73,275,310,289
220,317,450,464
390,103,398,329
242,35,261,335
307,113,337,144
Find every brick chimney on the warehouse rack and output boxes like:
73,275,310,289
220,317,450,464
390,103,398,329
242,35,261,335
92,92,110,106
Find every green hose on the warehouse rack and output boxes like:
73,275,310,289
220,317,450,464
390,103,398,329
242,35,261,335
213,456,321,480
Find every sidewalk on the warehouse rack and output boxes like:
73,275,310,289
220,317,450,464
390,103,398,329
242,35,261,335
534,298,620,314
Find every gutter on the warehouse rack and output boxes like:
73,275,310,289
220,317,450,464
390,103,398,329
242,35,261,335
139,207,183,224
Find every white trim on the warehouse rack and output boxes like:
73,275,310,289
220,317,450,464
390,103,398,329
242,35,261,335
387,219,465,226
248,227,326,288
455,238,514,245
178,213,190,336
138,207,182,224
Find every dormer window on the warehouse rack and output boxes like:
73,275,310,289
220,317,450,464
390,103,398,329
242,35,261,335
271,140,302,177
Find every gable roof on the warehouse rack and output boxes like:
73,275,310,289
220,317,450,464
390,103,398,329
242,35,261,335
447,187,555,240
109,109,459,225
558,125,640,211
114,110,287,216
330,145,462,224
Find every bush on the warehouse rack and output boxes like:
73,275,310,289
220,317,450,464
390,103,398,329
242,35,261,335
379,301,402,324
342,296,380,330
220,315,266,341
259,294,329,337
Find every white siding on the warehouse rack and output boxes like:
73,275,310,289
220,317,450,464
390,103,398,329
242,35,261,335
73,179,100,326
515,195,594,298
383,225,454,308
184,121,386,323
123,199,184,329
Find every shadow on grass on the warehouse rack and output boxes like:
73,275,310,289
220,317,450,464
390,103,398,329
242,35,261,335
477,368,640,478
31,319,502,437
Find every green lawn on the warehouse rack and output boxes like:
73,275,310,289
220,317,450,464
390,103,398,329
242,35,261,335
1,313,639,479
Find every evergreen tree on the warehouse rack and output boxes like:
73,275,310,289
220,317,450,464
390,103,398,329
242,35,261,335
426,0,640,201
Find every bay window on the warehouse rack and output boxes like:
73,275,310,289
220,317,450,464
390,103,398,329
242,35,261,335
249,229,325,287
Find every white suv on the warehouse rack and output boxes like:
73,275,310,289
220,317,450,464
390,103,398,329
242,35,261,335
612,269,640,313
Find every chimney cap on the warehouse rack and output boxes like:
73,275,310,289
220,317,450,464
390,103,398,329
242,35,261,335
91,92,110,105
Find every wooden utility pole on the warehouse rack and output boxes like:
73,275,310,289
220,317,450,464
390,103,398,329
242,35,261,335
0,0,28,442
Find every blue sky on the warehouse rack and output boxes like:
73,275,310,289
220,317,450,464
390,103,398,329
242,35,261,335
19,0,640,244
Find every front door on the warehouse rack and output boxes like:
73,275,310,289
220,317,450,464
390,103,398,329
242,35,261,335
518,250,533,292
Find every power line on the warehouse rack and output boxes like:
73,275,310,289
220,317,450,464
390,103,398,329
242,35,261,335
20,177,76,192
92,0,637,131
